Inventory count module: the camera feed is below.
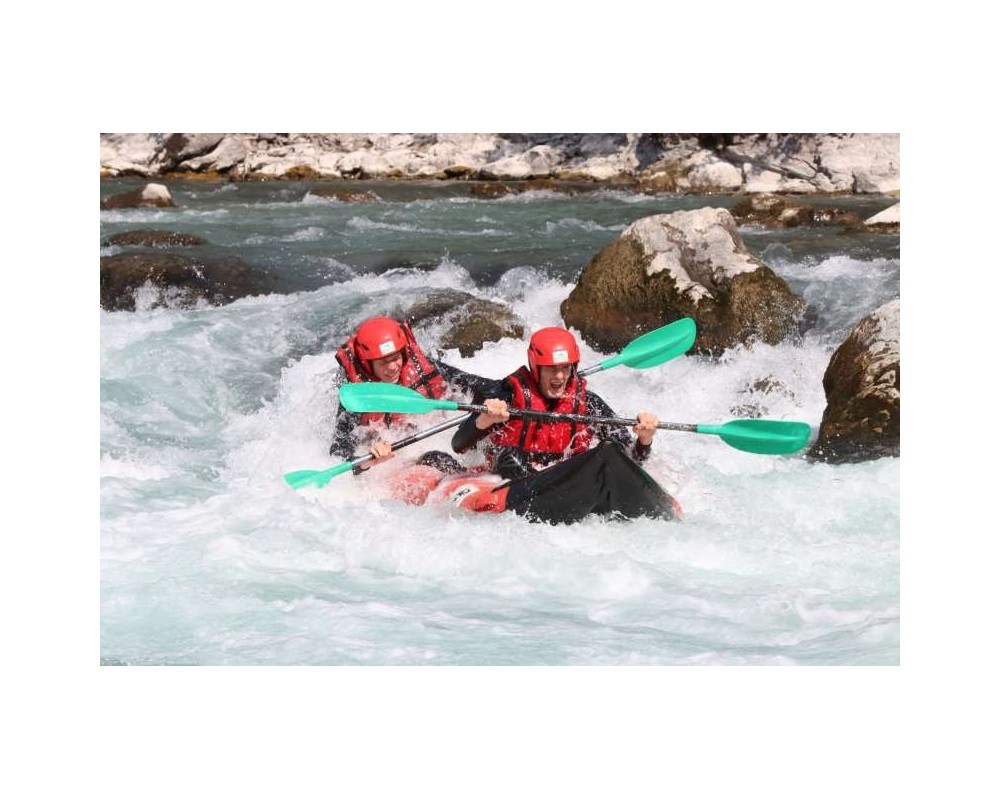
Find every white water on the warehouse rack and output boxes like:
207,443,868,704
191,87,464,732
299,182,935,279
100,263,898,666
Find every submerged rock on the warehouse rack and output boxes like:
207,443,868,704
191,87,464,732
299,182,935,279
560,207,806,356
808,299,900,463
307,187,380,203
102,229,208,247
730,193,862,228
100,182,175,210
401,289,525,356
100,252,275,311
466,179,595,198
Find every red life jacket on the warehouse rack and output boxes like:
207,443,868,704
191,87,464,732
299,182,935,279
335,320,447,426
488,365,592,468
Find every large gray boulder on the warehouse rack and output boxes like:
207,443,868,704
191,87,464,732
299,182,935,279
560,208,806,356
100,252,275,311
808,299,900,463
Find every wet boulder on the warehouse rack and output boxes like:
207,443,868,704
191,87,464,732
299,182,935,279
439,308,525,357
307,187,380,202
560,207,806,356
466,179,589,198
100,252,275,311
102,229,208,247
730,193,862,228
400,289,525,356
807,299,900,463
101,182,176,210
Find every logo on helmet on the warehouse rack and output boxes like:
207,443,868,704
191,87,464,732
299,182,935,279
378,340,397,356
551,349,569,364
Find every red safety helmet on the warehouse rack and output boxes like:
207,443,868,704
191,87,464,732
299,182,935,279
354,317,407,362
527,327,580,382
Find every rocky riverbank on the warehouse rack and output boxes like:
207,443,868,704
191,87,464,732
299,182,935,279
100,133,899,195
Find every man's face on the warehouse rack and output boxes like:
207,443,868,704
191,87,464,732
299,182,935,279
371,351,404,383
538,364,573,399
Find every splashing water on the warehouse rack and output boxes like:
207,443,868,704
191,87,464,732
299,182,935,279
100,180,899,665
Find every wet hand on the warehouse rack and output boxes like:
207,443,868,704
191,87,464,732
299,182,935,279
633,412,658,446
476,398,510,429
359,440,395,469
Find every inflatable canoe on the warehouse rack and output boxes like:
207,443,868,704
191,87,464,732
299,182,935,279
386,441,682,525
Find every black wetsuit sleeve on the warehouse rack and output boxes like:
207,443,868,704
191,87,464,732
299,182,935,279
450,382,535,480
491,448,536,480
329,403,376,475
586,392,652,464
433,360,503,403
451,381,513,454
330,403,360,459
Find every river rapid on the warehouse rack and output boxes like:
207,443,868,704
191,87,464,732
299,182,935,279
99,179,900,667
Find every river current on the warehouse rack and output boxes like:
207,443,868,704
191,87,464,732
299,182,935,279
99,179,900,666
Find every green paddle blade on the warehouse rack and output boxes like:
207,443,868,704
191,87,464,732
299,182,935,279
339,382,460,414
284,460,357,489
697,420,813,455
593,317,697,373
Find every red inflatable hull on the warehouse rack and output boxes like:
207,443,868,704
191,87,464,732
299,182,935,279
385,442,681,524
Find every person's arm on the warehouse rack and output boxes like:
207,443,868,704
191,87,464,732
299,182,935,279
451,383,513,453
586,392,653,463
491,447,536,480
329,403,395,474
434,360,502,403
330,403,361,459
451,411,534,480
451,412,491,454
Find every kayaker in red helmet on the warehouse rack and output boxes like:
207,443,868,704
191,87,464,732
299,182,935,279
331,316,499,474
451,326,660,479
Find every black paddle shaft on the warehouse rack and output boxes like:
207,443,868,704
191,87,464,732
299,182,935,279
457,403,697,433
356,413,472,465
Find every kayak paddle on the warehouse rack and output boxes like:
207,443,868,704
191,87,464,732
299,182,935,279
282,415,468,490
578,316,696,374
339,383,813,456
284,317,697,489
662,419,812,455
